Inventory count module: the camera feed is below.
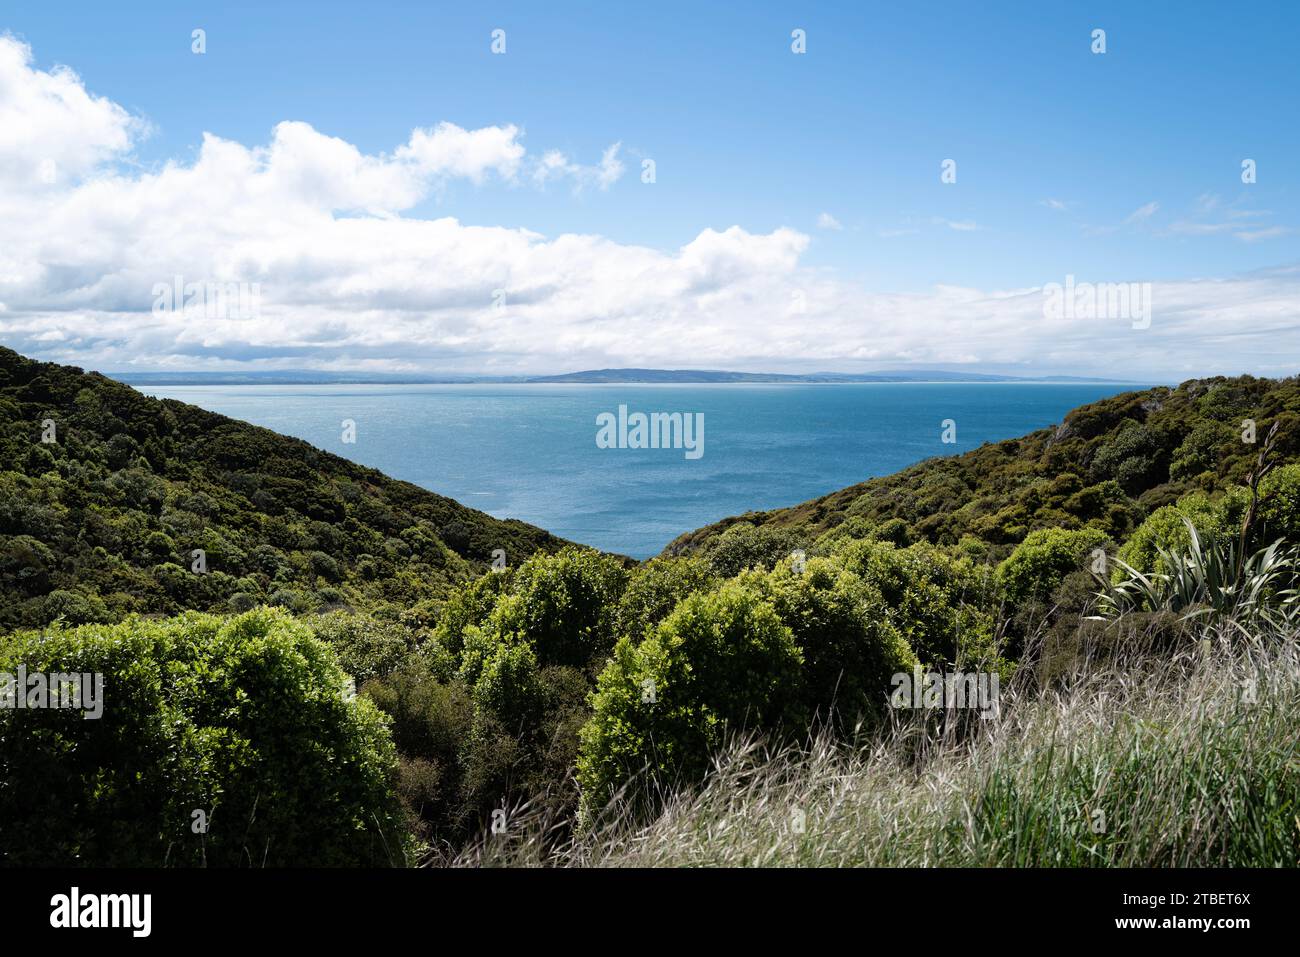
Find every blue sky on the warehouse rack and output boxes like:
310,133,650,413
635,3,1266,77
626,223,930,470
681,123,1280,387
2,1,1298,377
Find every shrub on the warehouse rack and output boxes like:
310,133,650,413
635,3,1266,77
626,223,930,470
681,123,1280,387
40,588,110,625
835,539,995,667
428,569,514,664
1259,463,1300,544
311,611,417,683
614,556,717,643
477,547,628,670
747,558,918,725
996,527,1109,607
577,581,803,811
1114,492,1234,578
700,522,804,577
0,608,409,866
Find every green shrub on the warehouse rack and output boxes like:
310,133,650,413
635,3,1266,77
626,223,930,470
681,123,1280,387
40,588,110,625
996,527,1109,606
476,547,628,670
615,556,717,642
428,569,514,666
700,522,804,577
747,558,917,725
1114,492,1235,578
311,611,417,683
577,581,803,811
1170,421,1234,480
835,539,995,667
1259,463,1300,544
0,608,409,866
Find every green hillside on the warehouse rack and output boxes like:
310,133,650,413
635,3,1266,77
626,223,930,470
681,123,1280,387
0,347,571,632
665,375,1300,561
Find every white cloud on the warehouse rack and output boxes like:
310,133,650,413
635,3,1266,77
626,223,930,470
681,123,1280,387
1039,198,1070,212
0,35,1297,381
1125,201,1160,224
1233,226,1292,243
532,141,624,191
0,33,144,189
816,212,842,231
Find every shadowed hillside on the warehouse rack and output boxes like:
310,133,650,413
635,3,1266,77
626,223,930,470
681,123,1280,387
0,347,572,631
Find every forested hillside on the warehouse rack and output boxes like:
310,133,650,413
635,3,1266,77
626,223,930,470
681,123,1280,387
0,347,570,632
665,375,1300,562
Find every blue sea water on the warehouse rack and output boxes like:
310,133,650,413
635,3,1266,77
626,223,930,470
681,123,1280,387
135,383,1148,559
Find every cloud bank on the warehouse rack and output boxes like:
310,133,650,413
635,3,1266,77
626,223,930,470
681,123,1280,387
1,35,1298,380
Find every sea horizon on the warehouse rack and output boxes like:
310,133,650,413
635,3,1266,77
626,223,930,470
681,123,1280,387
134,380,1153,558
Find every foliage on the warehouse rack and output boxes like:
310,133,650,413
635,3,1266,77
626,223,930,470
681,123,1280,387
995,527,1110,607
0,347,570,631
835,539,997,667
698,521,804,577
0,608,408,866
614,556,717,643
744,556,918,725
577,581,804,811
1099,520,1298,630
1259,463,1300,544
1113,492,1238,579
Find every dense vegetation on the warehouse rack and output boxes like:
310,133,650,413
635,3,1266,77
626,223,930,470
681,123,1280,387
470,629,1300,867
2,351,1298,866
0,608,407,866
0,347,570,633
665,374,1300,563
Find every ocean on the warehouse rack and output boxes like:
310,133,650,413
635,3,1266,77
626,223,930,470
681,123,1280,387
134,382,1147,559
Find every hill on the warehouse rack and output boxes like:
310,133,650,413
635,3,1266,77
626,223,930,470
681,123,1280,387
524,368,1125,384
664,375,1300,560
108,367,1128,386
0,347,571,631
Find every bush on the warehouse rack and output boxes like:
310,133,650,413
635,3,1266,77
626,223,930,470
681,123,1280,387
700,522,804,577
40,588,110,625
614,556,717,643
577,581,803,811
996,527,1109,606
1259,463,1300,544
835,539,996,667
747,558,918,725
1114,492,1235,578
476,547,628,670
428,569,514,666
311,611,417,683
363,665,474,836
0,608,409,866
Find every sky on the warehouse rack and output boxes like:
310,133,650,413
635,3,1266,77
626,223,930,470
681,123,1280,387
1,0,1298,379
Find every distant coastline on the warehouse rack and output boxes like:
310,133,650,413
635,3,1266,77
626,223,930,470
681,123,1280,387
109,367,1145,387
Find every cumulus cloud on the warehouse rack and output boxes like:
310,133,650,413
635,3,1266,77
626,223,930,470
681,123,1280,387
0,35,1298,381
816,212,842,231
0,34,143,188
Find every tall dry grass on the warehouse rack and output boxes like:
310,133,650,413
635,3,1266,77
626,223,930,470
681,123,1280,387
451,622,1300,867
